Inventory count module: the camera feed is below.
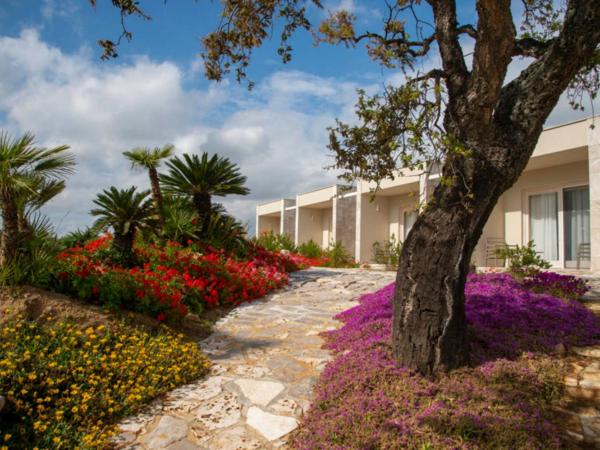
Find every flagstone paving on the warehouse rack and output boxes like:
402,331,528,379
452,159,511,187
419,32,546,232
114,268,395,449
563,274,600,447
114,269,600,449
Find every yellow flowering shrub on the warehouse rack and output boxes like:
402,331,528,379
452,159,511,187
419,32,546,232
0,316,211,449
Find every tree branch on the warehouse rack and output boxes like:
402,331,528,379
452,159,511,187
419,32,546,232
426,0,469,131
512,37,554,58
496,0,600,151
466,0,515,129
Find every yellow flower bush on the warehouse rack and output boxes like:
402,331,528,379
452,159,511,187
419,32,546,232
0,316,210,449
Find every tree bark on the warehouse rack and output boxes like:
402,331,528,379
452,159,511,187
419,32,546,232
395,0,600,376
148,167,164,224
192,192,212,236
111,230,136,265
393,138,526,375
0,192,20,267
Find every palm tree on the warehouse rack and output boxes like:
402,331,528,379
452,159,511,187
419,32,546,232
0,131,75,266
160,152,250,234
122,145,174,224
16,178,66,236
90,186,155,263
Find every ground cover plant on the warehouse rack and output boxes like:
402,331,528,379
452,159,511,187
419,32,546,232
523,271,590,301
0,314,210,449
293,273,600,449
51,235,312,322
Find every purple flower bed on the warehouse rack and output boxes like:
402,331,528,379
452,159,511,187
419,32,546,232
522,271,590,301
292,273,600,449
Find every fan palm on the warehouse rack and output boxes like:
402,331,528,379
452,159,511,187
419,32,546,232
123,145,174,223
16,178,66,236
0,131,75,266
160,152,250,234
90,186,155,263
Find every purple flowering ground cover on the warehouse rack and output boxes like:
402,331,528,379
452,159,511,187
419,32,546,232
292,273,600,450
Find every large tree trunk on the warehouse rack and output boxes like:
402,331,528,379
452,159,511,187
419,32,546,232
192,192,212,236
0,193,20,267
392,140,526,375
148,167,164,225
393,0,600,376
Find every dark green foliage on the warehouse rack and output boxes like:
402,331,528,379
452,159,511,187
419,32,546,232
160,153,249,199
297,239,323,259
495,241,552,277
323,241,355,268
372,234,403,267
90,186,156,264
254,230,296,252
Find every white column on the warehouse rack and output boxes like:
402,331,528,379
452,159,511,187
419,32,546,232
255,208,260,238
332,191,338,244
294,197,300,247
588,121,600,273
279,201,285,235
355,182,363,262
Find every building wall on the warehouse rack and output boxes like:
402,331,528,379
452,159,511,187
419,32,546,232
257,216,280,235
297,207,332,247
472,199,506,267
283,208,296,238
504,160,589,247
335,195,356,257
387,193,419,242
359,195,390,262
588,125,600,272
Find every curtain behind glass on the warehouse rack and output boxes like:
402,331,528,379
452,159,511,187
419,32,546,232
529,192,558,260
564,186,590,262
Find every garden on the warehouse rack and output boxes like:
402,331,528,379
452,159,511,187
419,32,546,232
292,269,598,449
0,134,321,448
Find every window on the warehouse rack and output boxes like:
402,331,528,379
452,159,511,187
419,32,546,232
563,186,590,268
529,192,559,261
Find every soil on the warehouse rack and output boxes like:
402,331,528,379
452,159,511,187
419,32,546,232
0,286,231,341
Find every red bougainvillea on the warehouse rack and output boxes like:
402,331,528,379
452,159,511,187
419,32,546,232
54,235,313,321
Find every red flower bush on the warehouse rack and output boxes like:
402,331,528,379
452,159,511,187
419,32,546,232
53,236,307,321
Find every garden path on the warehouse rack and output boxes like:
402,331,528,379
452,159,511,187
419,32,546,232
564,274,600,446
113,268,395,450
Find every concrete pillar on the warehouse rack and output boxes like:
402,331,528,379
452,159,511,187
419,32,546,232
589,122,600,273
294,196,300,247
355,185,363,262
255,209,260,239
334,194,357,258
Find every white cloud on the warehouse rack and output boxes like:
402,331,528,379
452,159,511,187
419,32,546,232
40,0,80,21
323,0,382,23
0,29,358,235
1,28,595,237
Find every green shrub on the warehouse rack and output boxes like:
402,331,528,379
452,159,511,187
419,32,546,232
254,230,296,252
323,241,356,268
495,241,551,277
59,226,100,249
0,214,61,287
0,316,210,449
372,234,403,267
297,239,323,258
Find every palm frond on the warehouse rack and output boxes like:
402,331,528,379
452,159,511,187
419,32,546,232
123,144,175,171
160,151,250,198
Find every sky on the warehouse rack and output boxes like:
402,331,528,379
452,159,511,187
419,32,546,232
0,0,597,236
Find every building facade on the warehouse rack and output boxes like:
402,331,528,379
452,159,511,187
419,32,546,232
256,117,600,272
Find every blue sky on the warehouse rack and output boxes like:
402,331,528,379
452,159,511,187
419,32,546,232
0,0,596,235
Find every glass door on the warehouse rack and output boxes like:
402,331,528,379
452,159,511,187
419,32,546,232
563,186,590,268
529,192,559,263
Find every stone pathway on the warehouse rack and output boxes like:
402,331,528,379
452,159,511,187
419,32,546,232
114,268,395,449
562,274,600,447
